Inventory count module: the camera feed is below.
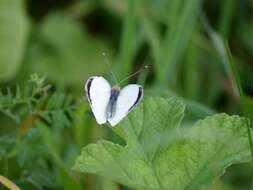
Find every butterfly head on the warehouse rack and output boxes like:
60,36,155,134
112,85,120,91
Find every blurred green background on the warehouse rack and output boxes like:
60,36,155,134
0,0,253,189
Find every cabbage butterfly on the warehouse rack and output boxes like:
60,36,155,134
85,53,148,126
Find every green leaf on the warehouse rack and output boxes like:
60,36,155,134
74,97,251,190
0,0,29,81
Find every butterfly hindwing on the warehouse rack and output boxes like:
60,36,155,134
85,76,111,124
108,84,143,126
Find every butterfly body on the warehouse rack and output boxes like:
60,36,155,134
106,86,120,119
85,76,143,126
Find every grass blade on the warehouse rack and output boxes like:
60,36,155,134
156,0,200,87
0,175,21,190
117,0,136,81
218,0,236,37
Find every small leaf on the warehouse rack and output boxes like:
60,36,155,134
74,97,251,190
0,0,29,81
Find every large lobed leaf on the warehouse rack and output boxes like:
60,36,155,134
74,97,251,190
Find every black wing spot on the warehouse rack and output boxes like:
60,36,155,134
86,77,94,105
128,86,143,112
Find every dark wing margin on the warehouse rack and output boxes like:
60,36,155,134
85,77,94,105
128,86,143,112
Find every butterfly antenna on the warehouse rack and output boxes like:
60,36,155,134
118,65,150,85
102,52,118,84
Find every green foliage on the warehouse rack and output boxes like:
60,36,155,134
0,129,57,189
0,74,81,130
0,75,83,189
1,0,253,189
0,0,29,81
116,0,136,80
74,97,251,190
0,74,50,122
26,12,113,88
148,0,201,87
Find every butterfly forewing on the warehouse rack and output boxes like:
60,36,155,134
108,84,143,126
85,76,111,124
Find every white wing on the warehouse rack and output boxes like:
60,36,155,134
108,84,143,127
85,76,111,125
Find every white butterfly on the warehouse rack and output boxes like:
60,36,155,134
85,76,143,127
